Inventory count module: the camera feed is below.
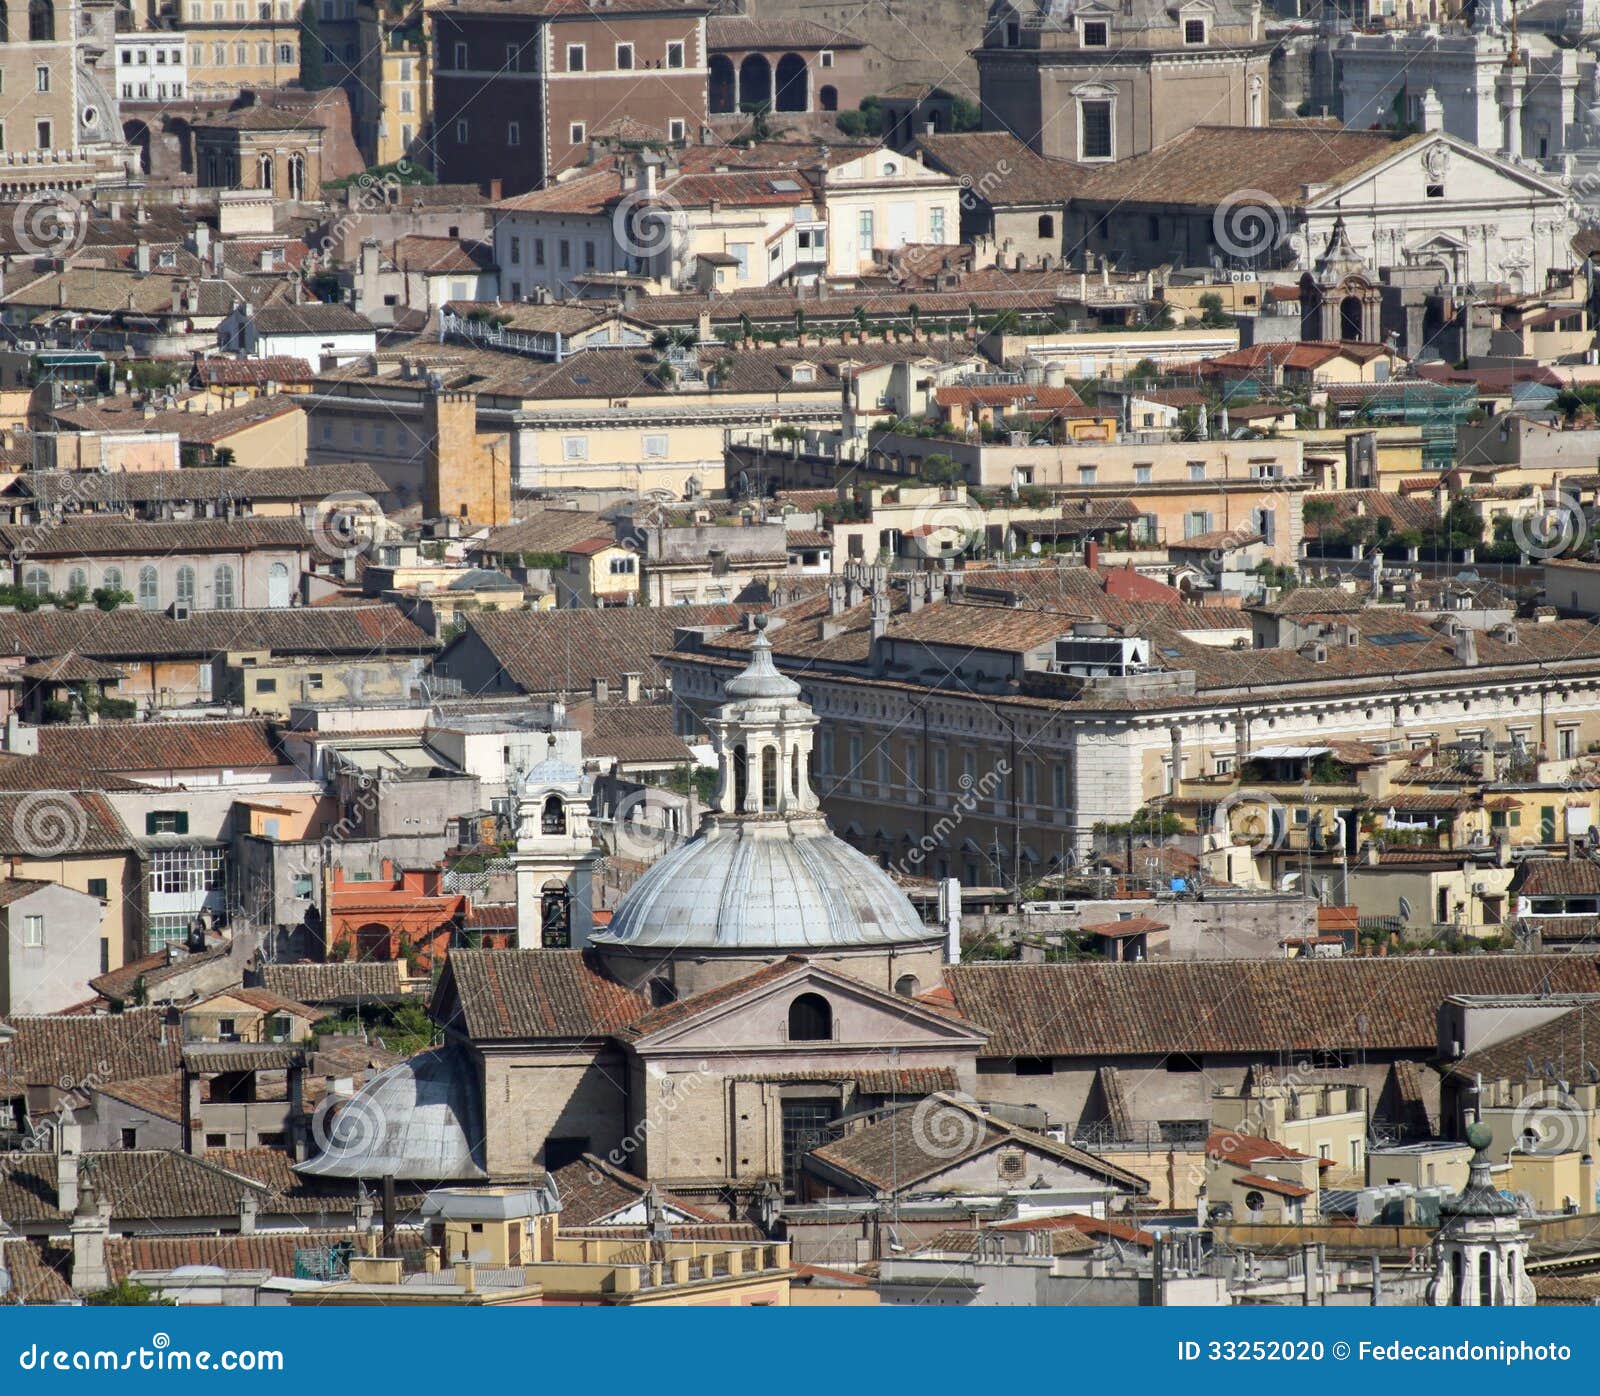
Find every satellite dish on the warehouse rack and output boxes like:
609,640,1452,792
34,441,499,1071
1398,896,1414,923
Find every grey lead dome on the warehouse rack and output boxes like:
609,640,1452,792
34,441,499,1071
595,815,931,950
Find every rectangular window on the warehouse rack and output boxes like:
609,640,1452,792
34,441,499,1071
559,239,571,268
146,810,190,836
666,40,684,67
615,41,633,69
668,118,686,142
566,43,585,71
1184,18,1206,42
452,41,466,69
1133,464,1152,484
509,235,521,264
1188,461,1207,482
569,122,585,145
36,66,50,94
505,42,520,70
1080,99,1112,160
88,878,108,899
534,238,545,266
22,915,43,948
819,48,833,66
930,207,946,242
507,120,520,146
456,118,469,143
857,209,874,247
642,432,668,458
562,436,588,460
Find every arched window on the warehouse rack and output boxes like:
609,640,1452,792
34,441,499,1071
787,992,832,1041
66,566,86,595
1478,1252,1493,1306
708,54,736,113
175,565,195,607
774,52,808,112
213,563,235,609
287,152,305,200
649,978,677,1007
257,152,273,189
791,746,800,797
1450,1252,1463,1306
0,1,9,42
733,743,748,809
22,566,48,597
761,745,777,810
541,794,565,835
894,974,921,997
137,564,159,609
819,84,837,112
101,566,123,594
28,0,53,40
1038,213,1055,239
540,882,570,948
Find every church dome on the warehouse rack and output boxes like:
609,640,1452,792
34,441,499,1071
593,617,936,954
596,816,934,951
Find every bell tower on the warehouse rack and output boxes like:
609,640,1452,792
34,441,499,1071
512,735,601,950
1428,1122,1534,1306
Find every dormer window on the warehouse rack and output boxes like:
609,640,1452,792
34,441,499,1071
1081,19,1107,44
1183,17,1206,43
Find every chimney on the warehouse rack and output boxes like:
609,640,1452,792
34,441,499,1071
57,1124,82,1214
239,1191,260,1235
592,676,609,704
68,1192,112,1296
870,591,890,640
487,177,503,201
844,565,863,609
622,671,642,703
1456,628,1479,667
194,223,211,262
134,240,151,275
1084,538,1100,571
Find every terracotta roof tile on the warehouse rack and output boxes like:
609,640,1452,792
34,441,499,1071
434,948,647,1040
945,957,1600,1058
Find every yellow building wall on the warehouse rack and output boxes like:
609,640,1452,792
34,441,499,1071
1,853,138,974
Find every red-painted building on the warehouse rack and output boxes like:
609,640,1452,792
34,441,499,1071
326,861,468,970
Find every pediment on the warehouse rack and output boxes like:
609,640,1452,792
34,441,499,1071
625,960,987,1053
